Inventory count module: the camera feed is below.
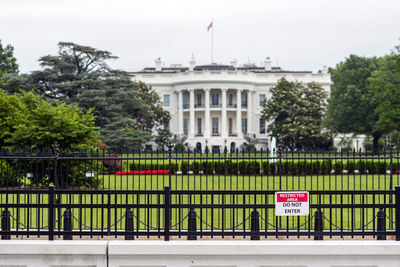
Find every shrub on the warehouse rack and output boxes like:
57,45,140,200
346,160,355,174
202,161,214,174
191,161,201,175
262,161,270,175
320,160,332,175
0,160,23,187
181,161,190,174
334,161,343,174
270,162,277,175
366,161,376,174
356,160,367,174
245,144,256,153
99,154,122,174
174,143,185,153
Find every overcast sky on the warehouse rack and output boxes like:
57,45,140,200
1,0,399,73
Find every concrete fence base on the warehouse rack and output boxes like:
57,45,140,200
1,240,400,267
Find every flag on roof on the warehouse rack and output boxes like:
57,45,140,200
207,21,213,32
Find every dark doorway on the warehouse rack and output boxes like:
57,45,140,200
196,142,202,153
230,142,236,153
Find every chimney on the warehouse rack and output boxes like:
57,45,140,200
189,54,196,71
264,57,272,71
230,59,238,69
155,57,162,71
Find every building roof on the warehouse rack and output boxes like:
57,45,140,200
131,64,312,74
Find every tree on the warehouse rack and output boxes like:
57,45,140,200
0,40,19,88
0,40,18,74
262,78,329,150
1,42,171,150
369,53,400,145
325,55,380,150
0,91,98,150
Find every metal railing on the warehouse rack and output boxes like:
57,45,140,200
1,144,400,240
0,186,399,240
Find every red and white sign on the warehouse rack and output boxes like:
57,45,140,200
275,191,309,216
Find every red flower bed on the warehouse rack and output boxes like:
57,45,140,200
115,170,169,175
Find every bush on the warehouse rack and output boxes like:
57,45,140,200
320,160,332,175
245,144,256,153
262,161,270,175
346,160,355,174
356,160,367,174
334,161,343,174
174,143,185,153
202,161,214,174
191,161,201,175
181,161,190,174
0,160,23,187
99,154,122,174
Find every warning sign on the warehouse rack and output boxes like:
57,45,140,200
275,191,309,216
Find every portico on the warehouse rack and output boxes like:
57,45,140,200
176,87,254,151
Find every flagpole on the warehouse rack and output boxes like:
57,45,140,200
211,21,214,64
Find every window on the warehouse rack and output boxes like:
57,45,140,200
197,118,202,134
183,94,189,109
196,94,202,106
242,118,247,134
183,118,188,135
259,94,265,106
212,117,219,134
228,118,233,134
163,94,170,107
241,93,247,107
211,92,219,106
228,94,233,106
259,119,265,134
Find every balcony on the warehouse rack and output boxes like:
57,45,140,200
195,133,203,137
227,103,237,108
211,133,220,136
195,103,205,108
210,103,222,108
183,103,189,109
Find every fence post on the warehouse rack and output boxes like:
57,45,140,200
167,142,173,188
395,186,400,241
63,208,72,240
164,186,170,241
187,208,197,240
377,208,386,240
251,209,260,240
1,209,11,240
48,185,55,241
52,142,59,189
314,208,323,240
125,209,134,240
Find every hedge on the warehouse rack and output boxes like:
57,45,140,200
128,159,395,175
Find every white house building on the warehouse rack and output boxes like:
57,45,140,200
130,57,331,152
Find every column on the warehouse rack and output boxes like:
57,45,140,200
178,90,183,134
221,88,227,138
204,88,210,138
247,90,252,134
189,89,195,138
236,89,242,137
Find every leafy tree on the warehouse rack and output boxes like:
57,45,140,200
262,78,329,149
0,91,98,150
0,40,18,73
0,40,19,88
369,53,400,145
325,55,380,150
1,42,171,150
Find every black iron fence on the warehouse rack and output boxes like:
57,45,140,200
0,186,399,240
1,144,400,240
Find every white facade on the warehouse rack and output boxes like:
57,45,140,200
131,58,331,152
